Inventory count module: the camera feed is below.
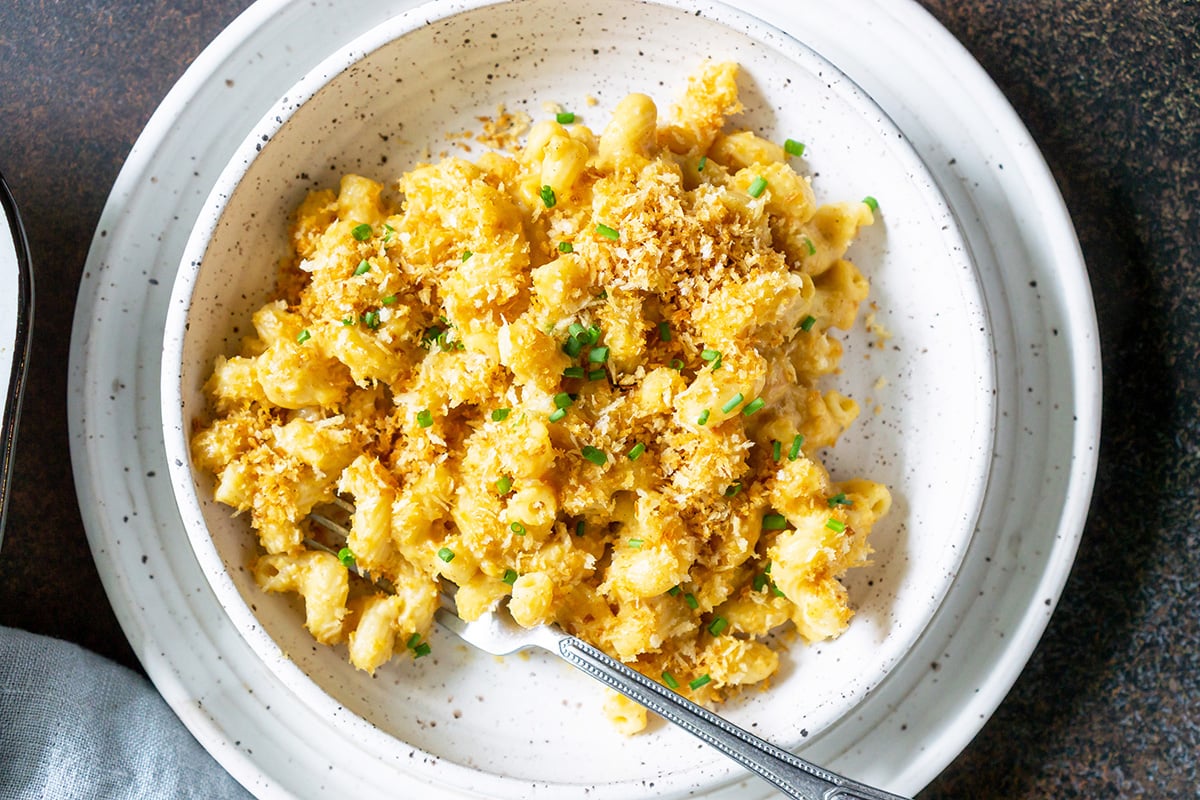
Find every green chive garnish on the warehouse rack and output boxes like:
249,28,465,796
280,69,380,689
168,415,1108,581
503,569,519,585
588,346,609,364
539,185,557,208
563,366,586,379
784,138,805,157
413,642,432,658
697,409,710,426
337,547,355,568
752,573,768,592
700,348,721,362
354,259,371,276
788,434,804,460
351,223,372,241
558,241,574,253
828,493,854,507
826,518,847,533
748,176,768,198
657,321,671,342
803,236,817,256
684,593,699,610
720,393,744,414
556,111,576,124
697,156,707,172
596,223,619,240
662,671,680,689
742,397,765,416
581,445,607,466
708,617,728,636
863,195,879,212
587,369,606,381
361,310,381,329
627,442,646,461
763,513,788,530
575,520,585,537
492,408,511,422
553,392,573,409
383,224,395,243
549,408,567,422
772,440,782,461
406,632,422,649
569,322,586,338
296,329,311,344
381,295,397,305
562,336,584,357
416,409,433,428
724,482,742,497
437,547,455,563
689,674,711,690
667,585,682,596
800,315,817,332
510,521,526,536
628,538,643,549
496,475,513,495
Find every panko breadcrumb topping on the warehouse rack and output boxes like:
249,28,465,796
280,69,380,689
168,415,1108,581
191,61,890,733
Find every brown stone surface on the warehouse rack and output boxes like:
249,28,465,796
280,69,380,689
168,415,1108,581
0,1,1195,796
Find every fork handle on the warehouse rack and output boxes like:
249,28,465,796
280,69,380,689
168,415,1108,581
557,636,910,800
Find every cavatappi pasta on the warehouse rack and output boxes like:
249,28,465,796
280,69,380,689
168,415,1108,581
191,61,890,733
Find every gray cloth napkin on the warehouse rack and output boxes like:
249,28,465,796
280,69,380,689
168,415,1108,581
0,626,253,799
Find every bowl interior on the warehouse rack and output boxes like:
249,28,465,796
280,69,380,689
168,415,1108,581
163,0,994,796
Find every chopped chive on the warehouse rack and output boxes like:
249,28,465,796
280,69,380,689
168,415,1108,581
684,593,699,610
697,156,707,172
554,392,574,409
662,671,680,690
826,518,847,533
539,184,557,208
563,366,586,379
708,617,728,636
361,310,381,329
556,111,576,124
588,346,609,364
416,409,433,428
492,408,511,422
752,572,768,592
788,434,805,460
627,442,646,460
437,547,455,563
503,568,519,585
688,674,711,690
383,223,396,243
595,223,620,240
510,521,526,536
667,585,682,597
587,368,607,381
381,294,397,305
803,236,817,256
406,632,422,649
581,445,607,466
720,393,744,414
700,348,721,362
496,475,513,495
628,538,643,549
296,329,311,344
669,358,685,371
569,322,586,338
763,561,773,574
354,259,371,276
863,195,879,212
549,408,567,422
597,289,608,299
772,440,782,461
563,336,584,357
748,176,768,198
784,138,805,157
558,241,574,253
351,223,372,241
724,482,742,497
828,492,854,507
763,513,788,530
582,324,602,345
341,317,354,326
771,584,786,598
800,315,817,332
413,642,432,658
697,409,711,426
337,547,355,568
575,519,586,537
657,321,671,342
742,397,766,416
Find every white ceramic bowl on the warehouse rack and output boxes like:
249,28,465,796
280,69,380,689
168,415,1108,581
162,0,994,796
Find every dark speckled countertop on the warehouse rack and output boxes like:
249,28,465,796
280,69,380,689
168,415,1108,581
0,1,1196,797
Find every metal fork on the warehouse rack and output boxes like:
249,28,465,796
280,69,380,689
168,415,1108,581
308,510,909,800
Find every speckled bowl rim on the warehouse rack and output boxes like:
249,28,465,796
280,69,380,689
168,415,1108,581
162,0,992,796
